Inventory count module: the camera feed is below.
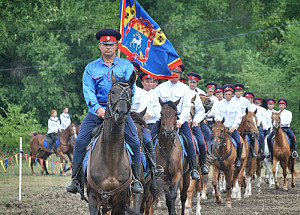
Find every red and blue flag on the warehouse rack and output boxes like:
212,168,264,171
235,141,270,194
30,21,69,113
119,0,182,78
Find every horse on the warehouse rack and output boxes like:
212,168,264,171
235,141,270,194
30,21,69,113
211,119,247,207
86,72,136,215
272,111,298,190
130,109,165,215
236,109,259,198
154,98,190,215
29,123,77,175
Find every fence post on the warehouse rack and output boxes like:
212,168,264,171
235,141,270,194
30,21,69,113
19,137,22,202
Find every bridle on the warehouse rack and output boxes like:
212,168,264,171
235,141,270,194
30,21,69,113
106,82,132,121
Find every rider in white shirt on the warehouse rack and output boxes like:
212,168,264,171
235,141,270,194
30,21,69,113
214,86,224,101
151,65,200,180
187,72,209,174
265,98,277,132
205,82,219,128
47,109,61,152
60,106,71,130
214,84,243,167
267,98,298,158
232,83,251,116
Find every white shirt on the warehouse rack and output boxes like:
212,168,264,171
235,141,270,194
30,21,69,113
265,109,277,129
143,90,161,124
154,80,192,125
131,86,147,112
232,96,251,116
206,96,220,120
47,117,61,134
60,113,71,130
195,87,206,95
190,89,206,124
214,99,242,129
280,109,292,127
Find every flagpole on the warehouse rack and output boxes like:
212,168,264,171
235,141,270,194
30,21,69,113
118,0,126,58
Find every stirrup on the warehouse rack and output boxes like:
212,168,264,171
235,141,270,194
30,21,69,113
292,151,298,158
190,169,200,180
154,164,164,177
130,179,144,194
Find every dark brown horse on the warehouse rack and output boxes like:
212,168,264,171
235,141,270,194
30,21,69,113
154,98,190,215
86,73,136,215
272,111,298,190
211,119,247,207
29,123,77,175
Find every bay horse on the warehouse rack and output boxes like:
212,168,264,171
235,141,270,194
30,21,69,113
29,123,77,175
130,109,165,215
154,98,190,215
272,111,298,190
86,73,136,215
211,119,247,207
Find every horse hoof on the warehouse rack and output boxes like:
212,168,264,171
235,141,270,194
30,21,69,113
256,188,261,193
244,194,249,198
275,184,279,190
292,183,295,188
283,186,288,191
216,197,222,204
264,178,269,184
200,196,207,200
226,203,232,208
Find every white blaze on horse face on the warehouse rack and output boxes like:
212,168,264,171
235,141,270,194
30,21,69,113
73,126,77,138
252,117,257,128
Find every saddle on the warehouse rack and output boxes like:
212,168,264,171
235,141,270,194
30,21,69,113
44,134,60,149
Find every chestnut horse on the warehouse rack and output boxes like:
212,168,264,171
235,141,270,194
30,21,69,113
211,119,247,207
29,123,77,175
272,111,297,190
154,98,190,215
86,73,136,215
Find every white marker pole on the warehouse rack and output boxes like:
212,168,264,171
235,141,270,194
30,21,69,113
19,137,22,202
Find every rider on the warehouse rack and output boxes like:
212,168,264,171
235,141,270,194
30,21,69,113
214,86,224,101
187,72,206,95
205,82,218,129
265,98,277,158
267,98,298,159
66,29,143,194
60,106,71,131
179,77,187,84
214,84,243,168
151,65,201,180
232,83,251,116
130,63,163,177
47,109,61,153
253,97,268,158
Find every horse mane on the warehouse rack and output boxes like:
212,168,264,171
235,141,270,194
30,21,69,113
162,101,178,112
29,131,39,137
130,111,147,128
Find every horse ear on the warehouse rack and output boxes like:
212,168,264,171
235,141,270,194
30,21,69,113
191,94,196,103
222,117,225,124
128,71,136,87
254,108,257,115
111,72,117,84
140,108,147,117
159,97,164,106
174,98,181,106
245,108,248,115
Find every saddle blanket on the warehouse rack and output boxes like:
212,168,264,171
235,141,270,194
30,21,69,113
43,135,60,149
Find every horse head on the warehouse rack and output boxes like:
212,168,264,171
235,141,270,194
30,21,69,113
212,118,227,149
159,98,180,139
189,94,197,122
200,95,213,113
107,72,135,124
272,110,282,129
242,108,259,138
130,108,147,142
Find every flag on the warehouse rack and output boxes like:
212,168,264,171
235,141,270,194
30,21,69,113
119,0,182,78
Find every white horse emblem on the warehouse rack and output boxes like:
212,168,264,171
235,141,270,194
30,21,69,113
130,32,142,51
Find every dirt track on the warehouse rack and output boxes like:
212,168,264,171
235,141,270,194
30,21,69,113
1,169,299,215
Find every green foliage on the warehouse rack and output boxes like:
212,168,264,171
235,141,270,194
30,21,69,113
0,101,44,154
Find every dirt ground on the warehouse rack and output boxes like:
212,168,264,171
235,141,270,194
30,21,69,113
1,164,299,215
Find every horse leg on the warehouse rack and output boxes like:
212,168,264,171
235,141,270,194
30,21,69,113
30,152,36,175
166,175,181,215
133,193,143,214
291,158,296,188
201,174,208,199
88,194,99,215
273,157,279,189
256,160,262,193
281,160,288,191
212,167,221,204
44,160,49,175
180,171,190,215
185,179,195,213
225,170,234,208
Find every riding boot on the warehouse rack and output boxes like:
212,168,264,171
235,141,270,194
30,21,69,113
131,164,144,194
66,162,82,194
250,138,257,158
259,140,265,159
144,141,164,177
235,145,242,168
189,155,200,180
291,140,298,158
199,152,209,175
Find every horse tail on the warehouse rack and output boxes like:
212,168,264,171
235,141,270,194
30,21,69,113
150,177,166,201
288,156,299,177
30,131,38,137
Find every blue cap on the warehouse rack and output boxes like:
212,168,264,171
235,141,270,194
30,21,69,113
266,98,276,104
223,84,235,93
234,83,244,90
206,82,218,89
187,72,201,82
244,91,254,98
254,97,262,103
95,29,121,44
278,98,287,106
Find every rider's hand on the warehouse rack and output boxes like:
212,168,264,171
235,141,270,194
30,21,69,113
96,107,105,118
229,127,235,134
192,121,197,127
176,121,182,128
144,113,151,120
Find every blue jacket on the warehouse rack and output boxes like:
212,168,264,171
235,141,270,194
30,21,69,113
83,57,135,116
